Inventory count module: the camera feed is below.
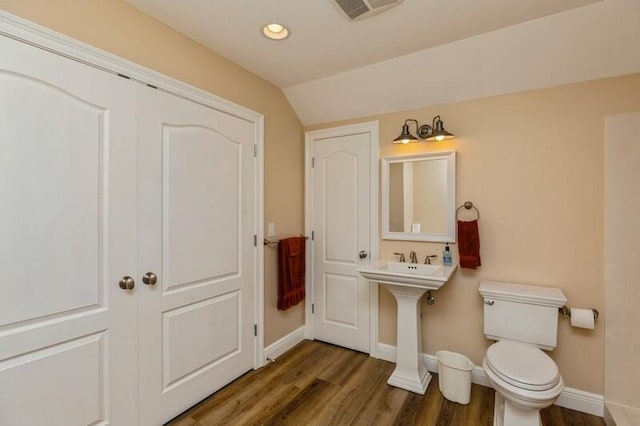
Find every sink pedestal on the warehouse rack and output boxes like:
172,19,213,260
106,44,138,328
384,283,431,394
357,260,457,394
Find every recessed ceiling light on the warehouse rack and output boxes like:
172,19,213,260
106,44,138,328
262,23,289,40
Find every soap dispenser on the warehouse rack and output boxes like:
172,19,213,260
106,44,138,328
443,243,452,266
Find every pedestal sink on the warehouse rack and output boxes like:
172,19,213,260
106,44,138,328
358,260,457,394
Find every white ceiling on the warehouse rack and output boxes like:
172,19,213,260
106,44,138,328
125,0,597,88
125,0,640,125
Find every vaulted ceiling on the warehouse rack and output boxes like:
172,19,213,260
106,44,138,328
127,0,640,124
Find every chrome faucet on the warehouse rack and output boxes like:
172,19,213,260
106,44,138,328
409,251,418,264
424,254,437,264
393,252,406,262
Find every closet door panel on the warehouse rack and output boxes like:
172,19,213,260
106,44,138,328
164,125,240,289
0,333,105,426
0,35,138,425
163,292,240,385
0,66,102,326
137,86,256,426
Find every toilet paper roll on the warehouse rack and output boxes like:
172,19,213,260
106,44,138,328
570,308,595,329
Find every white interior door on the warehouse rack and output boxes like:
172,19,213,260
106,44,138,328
0,35,137,425
307,123,378,353
137,86,257,425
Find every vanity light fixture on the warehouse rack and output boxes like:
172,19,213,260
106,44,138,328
393,115,455,144
262,23,290,40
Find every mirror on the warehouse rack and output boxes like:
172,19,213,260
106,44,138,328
382,150,456,242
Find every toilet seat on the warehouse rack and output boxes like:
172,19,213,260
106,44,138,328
485,341,560,391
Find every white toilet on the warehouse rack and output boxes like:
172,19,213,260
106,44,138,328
479,280,567,426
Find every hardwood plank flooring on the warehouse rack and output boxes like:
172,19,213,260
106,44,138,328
166,340,605,426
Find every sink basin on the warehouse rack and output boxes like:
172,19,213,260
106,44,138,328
358,260,457,289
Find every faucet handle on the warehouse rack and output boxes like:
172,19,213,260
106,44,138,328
393,252,406,263
424,254,438,264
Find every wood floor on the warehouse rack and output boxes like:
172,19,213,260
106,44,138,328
167,340,605,426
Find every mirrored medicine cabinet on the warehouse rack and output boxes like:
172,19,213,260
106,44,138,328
381,150,456,242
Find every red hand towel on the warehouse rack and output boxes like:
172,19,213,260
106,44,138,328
277,236,306,310
288,237,301,256
457,220,481,269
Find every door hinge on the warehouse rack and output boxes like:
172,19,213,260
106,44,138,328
311,231,315,241
312,303,315,314
311,157,315,168
253,144,257,157
254,234,257,247
117,73,130,80
254,324,257,337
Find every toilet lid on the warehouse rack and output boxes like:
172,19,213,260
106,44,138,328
485,341,560,391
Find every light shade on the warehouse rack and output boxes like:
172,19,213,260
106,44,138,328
393,121,419,144
426,116,455,141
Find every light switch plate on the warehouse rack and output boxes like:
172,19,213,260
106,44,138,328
268,222,275,237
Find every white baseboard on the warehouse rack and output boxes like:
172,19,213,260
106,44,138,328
556,387,604,417
377,343,604,417
264,326,305,361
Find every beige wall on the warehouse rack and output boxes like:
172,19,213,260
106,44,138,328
605,112,640,408
307,73,640,394
0,0,305,346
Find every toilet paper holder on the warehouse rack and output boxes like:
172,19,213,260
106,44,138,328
558,305,599,320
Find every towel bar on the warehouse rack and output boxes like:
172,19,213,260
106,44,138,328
456,201,480,220
264,235,308,246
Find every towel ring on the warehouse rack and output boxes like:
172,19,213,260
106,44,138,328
456,201,480,220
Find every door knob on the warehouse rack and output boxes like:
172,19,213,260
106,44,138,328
119,276,135,290
359,250,368,259
142,272,158,285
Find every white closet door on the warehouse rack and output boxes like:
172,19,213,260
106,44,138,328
137,86,256,425
0,36,138,425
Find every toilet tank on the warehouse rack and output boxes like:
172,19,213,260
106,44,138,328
479,280,567,350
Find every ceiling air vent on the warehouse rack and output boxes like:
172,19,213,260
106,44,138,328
333,0,403,21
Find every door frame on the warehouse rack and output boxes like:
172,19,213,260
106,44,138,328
0,10,266,368
304,121,379,357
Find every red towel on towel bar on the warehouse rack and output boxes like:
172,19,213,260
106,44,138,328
277,236,306,310
457,220,481,269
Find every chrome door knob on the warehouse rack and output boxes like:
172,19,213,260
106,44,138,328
119,276,135,290
142,272,158,285
359,250,368,259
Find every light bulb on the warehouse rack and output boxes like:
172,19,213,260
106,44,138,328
262,23,289,40
266,24,284,33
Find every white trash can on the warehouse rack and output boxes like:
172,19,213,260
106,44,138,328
436,350,474,405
